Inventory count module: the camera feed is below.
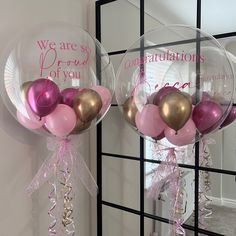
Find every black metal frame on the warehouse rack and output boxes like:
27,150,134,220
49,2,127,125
96,1,236,236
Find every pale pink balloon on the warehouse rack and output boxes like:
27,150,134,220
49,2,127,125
17,110,45,130
45,104,76,137
25,101,42,122
165,119,196,146
135,104,166,137
92,85,112,114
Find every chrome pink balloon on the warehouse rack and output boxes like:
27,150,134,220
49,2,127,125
192,91,212,105
45,104,76,137
135,104,166,137
27,78,60,117
61,88,80,107
192,100,223,134
220,106,236,128
153,86,179,106
165,119,196,146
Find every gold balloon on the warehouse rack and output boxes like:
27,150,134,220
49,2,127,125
73,89,102,122
20,81,32,101
122,96,138,127
71,120,91,134
159,92,192,132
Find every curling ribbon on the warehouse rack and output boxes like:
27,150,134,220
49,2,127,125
26,137,97,235
48,181,57,235
199,138,214,228
148,147,186,236
26,136,98,197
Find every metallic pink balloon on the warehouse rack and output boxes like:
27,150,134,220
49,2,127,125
192,100,223,134
220,107,236,128
192,91,212,105
153,86,179,106
61,88,80,107
27,78,60,117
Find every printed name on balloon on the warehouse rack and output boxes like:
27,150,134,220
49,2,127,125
38,39,91,81
124,50,205,69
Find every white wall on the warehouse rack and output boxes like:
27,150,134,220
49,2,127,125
0,0,93,235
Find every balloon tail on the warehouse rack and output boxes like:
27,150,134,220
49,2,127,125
48,181,57,235
60,165,75,236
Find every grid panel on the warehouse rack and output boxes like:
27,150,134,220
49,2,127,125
96,0,236,236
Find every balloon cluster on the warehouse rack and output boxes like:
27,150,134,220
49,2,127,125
17,78,111,137
0,22,114,138
116,25,235,146
122,87,236,146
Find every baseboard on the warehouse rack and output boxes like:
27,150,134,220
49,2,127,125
209,196,236,208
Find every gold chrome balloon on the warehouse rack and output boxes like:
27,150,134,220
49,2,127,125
73,89,102,122
20,81,32,101
159,92,192,132
71,119,91,134
123,96,138,127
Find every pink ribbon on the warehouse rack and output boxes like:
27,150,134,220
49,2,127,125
26,136,98,197
198,138,215,228
148,146,187,235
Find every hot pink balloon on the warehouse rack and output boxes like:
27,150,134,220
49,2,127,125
92,85,112,114
220,106,236,128
61,88,80,107
192,91,212,105
192,100,223,134
17,110,45,130
135,104,166,137
165,119,196,146
45,104,76,137
153,86,179,106
27,78,60,117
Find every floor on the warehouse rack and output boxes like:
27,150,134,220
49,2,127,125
185,204,236,236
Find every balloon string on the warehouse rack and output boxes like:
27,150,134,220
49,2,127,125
199,139,213,228
48,181,57,235
60,163,75,236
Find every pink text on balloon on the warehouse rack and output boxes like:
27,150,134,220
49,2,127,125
38,39,91,81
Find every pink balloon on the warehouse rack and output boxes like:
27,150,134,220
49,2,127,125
220,106,236,128
165,119,196,146
152,130,165,141
192,100,223,134
92,85,112,114
45,104,76,137
27,78,60,117
135,104,166,137
17,110,45,130
60,88,79,107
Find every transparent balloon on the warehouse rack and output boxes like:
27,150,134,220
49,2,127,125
0,22,115,137
115,25,234,146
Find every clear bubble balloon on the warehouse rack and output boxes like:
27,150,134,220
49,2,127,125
0,22,115,137
115,25,234,145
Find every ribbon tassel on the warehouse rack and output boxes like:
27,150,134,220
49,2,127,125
26,137,98,236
